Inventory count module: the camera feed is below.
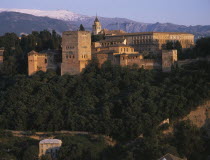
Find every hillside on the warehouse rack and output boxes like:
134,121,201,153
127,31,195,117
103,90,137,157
0,9,210,38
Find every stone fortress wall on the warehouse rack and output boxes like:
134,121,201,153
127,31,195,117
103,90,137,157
27,17,195,76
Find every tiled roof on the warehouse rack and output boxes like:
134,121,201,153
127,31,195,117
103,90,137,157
40,139,62,144
28,50,61,55
102,29,126,35
28,50,39,55
158,153,184,160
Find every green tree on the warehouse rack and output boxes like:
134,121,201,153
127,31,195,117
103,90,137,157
174,120,204,160
23,145,39,160
79,24,85,31
165,41,182,59
194,37,210,57
41,155,52,160
165,41,174,50
91,35,105,42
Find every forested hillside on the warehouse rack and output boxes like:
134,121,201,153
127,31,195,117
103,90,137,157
0,61,210,160
0,31,210,160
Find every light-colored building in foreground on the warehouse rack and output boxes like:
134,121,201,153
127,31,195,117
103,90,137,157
0,49,4,64
158,153,186,160
39,139,62,159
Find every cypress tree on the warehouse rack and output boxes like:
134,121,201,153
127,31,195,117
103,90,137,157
79,24,85,31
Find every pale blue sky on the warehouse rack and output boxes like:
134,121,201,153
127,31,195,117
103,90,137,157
1,0,210,25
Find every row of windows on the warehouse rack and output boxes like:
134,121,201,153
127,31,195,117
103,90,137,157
65,55,88,59
32,58,58,64
81,55,88,58
132,39,193,45
121,48,128,52
66,55,75,59
132,35,153,40
33,55,47,57
120,48,134,52
133,40,153,44
66,46,75,49
101,42,122,46
169,36,193,39
122,56,139,60
29,59,48,63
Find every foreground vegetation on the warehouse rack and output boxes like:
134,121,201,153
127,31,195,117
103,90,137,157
1,119,209,160
0,60,210,159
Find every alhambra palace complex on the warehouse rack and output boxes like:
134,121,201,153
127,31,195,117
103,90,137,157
27,17,195,76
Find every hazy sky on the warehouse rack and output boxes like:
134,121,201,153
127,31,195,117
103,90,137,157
1,0,210,25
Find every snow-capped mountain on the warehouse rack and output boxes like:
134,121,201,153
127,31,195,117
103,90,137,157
0,8,90,21
0,9,210,38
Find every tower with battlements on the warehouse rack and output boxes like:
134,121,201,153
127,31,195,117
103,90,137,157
162,50,178,72
61,31,91,75
28,50,61,76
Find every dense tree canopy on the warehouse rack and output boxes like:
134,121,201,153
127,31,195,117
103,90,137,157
0,60,209,141
0,130,38,160
194,37,210,57
165,41,182,59
57,135,108,160
91,34,105,42
0,30,61,75
169,37,210,59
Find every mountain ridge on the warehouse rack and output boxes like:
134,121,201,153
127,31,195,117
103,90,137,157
0,9,210,39
0,8,90,21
